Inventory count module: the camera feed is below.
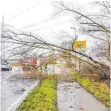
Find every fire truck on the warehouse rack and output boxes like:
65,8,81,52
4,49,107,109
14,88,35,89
21,57,38,70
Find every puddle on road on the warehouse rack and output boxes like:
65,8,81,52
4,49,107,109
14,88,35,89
57,81,108,111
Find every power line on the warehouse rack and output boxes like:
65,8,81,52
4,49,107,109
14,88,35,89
19,16,73,31
30,18,74,32
19,16,59,30
11,0,44,19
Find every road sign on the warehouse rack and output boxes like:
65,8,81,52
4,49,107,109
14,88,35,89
73,41,86,48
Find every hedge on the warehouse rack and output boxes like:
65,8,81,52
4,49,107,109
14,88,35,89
71,71,110,107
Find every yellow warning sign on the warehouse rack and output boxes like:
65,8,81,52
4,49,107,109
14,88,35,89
73,41,86,48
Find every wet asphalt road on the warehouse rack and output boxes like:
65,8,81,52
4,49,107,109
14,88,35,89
57,81,109,111
1,66,36,111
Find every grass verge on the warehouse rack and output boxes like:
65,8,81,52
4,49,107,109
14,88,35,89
71,71,110,108
16,78,57,111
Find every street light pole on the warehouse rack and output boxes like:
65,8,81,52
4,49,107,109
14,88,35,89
71,27,76,39
70,27,77,70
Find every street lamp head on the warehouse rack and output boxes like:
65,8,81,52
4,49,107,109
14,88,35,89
70,27,76,29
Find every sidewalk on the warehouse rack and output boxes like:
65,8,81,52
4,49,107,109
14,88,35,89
57,80,108,111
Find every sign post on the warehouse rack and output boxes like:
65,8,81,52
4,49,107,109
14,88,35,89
72,40,86,71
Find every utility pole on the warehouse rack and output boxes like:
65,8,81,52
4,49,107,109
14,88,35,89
1,15,6,61
1,16,13,62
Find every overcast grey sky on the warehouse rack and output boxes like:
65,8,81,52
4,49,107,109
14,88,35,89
0,0,101,50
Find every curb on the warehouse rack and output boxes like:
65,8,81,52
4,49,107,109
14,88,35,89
6,80,40,111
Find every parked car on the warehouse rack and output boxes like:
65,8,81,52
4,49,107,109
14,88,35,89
1,61,12,71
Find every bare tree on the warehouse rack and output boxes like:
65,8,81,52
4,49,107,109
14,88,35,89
53,1,110,60
52,1,110,85
2,27,109,70
1,2,110,85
